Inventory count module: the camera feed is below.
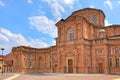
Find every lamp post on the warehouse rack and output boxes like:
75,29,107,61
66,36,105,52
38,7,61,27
1,48,4,74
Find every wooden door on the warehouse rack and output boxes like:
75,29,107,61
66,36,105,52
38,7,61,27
98,63,104,73
68,59,73,73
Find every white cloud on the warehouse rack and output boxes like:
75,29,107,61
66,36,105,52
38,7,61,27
42,0,78,20
104,0,112,10
0,28,28,45
63,0,74,4
119,1,120,3
51,1,65,20
29,16,57,37
61,0,78,8
105,20,111,26
63,0,74,7
118,0,120,4
43,0,65,20
28,38,48,48
0,1,5,7
90,5,94,8
52,39,56,45
0,28,48,54
0,33,9,42
27,0,32,4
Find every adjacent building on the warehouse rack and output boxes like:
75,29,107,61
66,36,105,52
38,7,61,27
0,55,3,72
0,55,5,73
5,8,120,74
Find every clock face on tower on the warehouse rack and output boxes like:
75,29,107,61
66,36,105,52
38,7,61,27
92,15,97,23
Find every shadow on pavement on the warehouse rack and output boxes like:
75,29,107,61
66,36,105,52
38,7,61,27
24,72,64,76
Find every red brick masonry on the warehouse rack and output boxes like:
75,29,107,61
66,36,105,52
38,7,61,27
5,8,120,74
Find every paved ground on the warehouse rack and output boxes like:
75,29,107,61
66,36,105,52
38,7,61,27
0,73,120,80
0,73,16,80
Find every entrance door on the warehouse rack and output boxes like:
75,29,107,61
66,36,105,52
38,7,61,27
98,63,104,73
68,59,73,73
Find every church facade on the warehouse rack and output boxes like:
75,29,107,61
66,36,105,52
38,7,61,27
5,8,120,74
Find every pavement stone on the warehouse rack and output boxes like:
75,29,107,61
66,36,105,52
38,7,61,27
0,73,120,80
0,73,16,80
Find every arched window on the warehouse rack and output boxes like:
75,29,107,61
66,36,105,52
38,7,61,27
100,32,104,38
68,29,74,41
99,29,105,38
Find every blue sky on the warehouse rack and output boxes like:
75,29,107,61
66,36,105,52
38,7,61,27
0,0,120,55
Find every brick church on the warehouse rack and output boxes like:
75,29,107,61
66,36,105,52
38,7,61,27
5,8,120,74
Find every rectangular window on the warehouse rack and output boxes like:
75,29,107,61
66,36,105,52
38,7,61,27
100,32,104,38
50,62,51,68
69,33,74,41
29,54,32,59
108,48,112,54
109,58,112,67
25,61,27,67
115,48,119,54
28,61,32,67
68,29,74,41
116,58,119,67
25,61,32,67
25,54,28,58
98,49,102,54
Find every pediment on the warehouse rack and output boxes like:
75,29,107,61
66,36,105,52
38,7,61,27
65,16,76,23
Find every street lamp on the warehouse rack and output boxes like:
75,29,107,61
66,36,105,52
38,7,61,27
1,48,4,74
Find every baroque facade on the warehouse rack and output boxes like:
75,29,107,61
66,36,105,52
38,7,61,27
5,8,120,74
